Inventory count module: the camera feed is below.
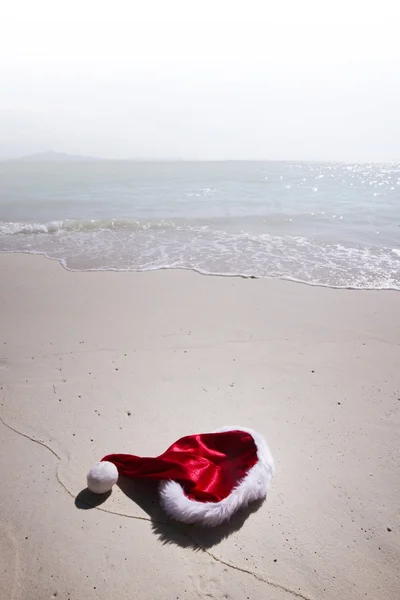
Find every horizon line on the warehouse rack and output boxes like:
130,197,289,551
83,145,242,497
2,153,399,165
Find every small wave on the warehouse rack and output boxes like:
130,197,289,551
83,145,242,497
0,218,188,235
1,208,391,236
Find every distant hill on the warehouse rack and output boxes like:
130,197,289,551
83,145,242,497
7,151,104,163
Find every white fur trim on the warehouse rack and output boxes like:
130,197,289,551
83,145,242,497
87,461,119,494
159,427,275,526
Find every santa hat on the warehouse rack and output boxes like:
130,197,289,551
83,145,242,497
87,426,274,527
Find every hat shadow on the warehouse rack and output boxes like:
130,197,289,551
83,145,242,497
75,487,112,508
121,476,265,549
75,477,265,549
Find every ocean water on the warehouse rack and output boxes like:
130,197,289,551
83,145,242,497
0,160,399,289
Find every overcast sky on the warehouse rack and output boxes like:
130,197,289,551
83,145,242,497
1,0,399,161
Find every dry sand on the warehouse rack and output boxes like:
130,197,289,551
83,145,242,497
0,253,399,600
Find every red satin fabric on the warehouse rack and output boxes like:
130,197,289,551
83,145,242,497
102,430,258,502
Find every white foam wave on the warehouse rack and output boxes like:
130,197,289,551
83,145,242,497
0,218,185,235
1,224,399,290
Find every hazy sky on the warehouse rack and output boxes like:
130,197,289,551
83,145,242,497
1,0,400,161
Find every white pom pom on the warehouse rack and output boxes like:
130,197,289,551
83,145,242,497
87,461,118,494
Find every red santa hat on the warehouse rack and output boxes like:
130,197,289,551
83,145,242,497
87,426,274,527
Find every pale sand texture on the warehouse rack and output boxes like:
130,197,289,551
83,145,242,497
0,253,399,600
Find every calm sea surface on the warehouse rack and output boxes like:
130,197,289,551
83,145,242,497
0,161,399,288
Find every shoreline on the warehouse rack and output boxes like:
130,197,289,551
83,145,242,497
1,249,400,292
1,252,399,600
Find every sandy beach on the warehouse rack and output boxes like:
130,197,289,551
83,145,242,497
0,252,399,600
